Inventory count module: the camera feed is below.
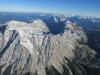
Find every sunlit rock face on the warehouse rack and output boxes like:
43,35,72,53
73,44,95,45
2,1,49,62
0,19,99,75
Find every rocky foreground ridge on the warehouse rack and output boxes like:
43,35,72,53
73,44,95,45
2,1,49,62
0,19,99,75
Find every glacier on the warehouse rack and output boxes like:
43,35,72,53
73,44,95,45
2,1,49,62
0,19,99,75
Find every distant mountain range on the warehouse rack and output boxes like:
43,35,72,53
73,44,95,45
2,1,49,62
0,12,100,32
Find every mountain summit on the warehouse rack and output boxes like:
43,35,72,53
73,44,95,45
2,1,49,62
0,19,99,75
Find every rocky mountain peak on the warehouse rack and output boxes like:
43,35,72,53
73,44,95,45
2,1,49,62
0,19,99,75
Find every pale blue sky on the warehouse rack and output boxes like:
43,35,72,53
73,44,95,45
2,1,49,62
0,0,100,17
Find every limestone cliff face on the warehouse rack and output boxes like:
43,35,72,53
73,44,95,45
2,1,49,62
0,19,99,75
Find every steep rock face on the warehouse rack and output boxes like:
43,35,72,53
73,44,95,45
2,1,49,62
0,19,99,75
